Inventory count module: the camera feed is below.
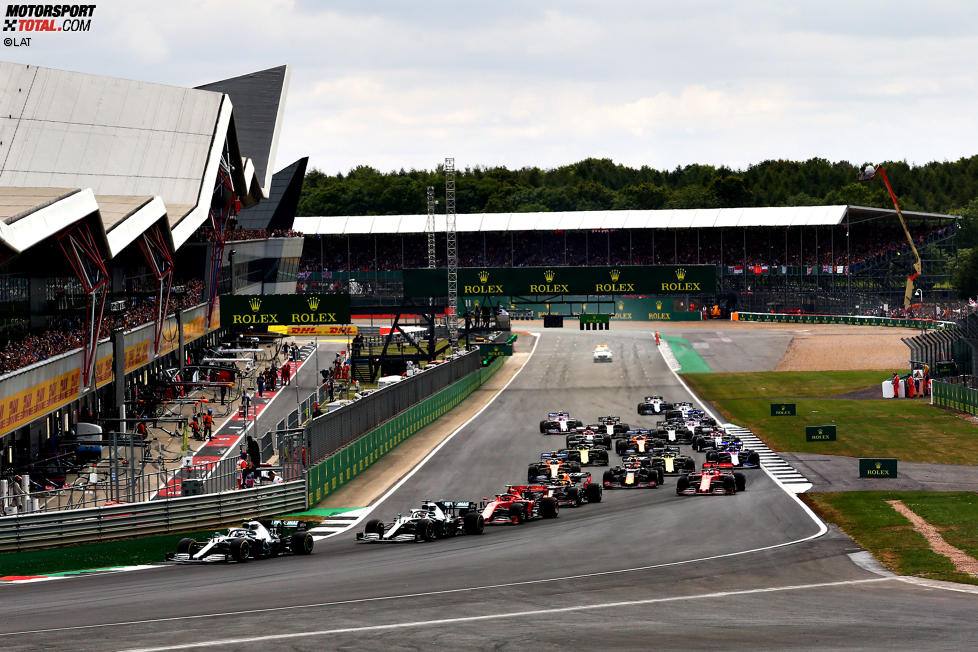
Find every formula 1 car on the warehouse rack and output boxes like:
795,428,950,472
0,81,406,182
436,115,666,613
593,344,613,362
703,440,762,468
528,452,582,481
357,500,485,542
540,411,584,434
614,431,664,455
565,428,613,450
586,416,631,437
637,395,673,415
649,446,697,475
559,443,610,466
676,462,746,495
655,419,696,444
166,520,314,562
602,460,663,489
531,475,603,507
481,487,559,524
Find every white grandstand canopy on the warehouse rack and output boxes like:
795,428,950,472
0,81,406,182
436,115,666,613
0,61,290,255
294,205,957,236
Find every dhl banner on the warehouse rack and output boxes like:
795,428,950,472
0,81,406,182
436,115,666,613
0,370,80,433
269,325,359,336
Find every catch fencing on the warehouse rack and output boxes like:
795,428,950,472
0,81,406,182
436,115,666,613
307,355,504,505
932,378,978,416
734,312,954,329
0,481,305,553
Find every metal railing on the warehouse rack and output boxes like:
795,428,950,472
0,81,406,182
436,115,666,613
0,480,306,553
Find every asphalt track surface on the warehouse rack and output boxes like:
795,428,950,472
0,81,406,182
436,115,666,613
2,329,977,651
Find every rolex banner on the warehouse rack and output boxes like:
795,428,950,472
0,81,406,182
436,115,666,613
404,265,717,297
221,294,352,327
460,296,702,322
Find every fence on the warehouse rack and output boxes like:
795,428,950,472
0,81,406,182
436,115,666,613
733,312,954,329
932,378,978,415
0,480,305,553
304,351,482,464
307,355,504,505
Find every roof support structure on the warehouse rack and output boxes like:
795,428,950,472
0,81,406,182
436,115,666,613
57,222,109,388
138,223,174,356
206,142,240,329
445,158,458,351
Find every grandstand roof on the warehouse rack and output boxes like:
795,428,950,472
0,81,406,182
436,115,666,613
0,61,290,259
294,205,957,236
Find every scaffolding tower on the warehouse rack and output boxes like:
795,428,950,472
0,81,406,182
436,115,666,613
445,158,459,350
426,185,436,269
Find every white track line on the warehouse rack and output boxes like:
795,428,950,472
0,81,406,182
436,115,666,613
314,332,542,539
119,577,894,651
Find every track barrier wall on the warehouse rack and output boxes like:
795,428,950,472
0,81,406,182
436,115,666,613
732,311,954,329
306,355,505,505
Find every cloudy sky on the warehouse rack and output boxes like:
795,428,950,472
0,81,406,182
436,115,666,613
6,0,977,175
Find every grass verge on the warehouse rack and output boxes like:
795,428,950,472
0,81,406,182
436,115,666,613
683,371,978,463
803,491,978,585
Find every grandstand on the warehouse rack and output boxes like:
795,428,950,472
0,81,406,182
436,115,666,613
0,62,302,478
294,205,959,314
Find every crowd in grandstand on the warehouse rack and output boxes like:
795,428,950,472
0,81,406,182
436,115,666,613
0,280,205,375
195,227,302,243
299,222,954,273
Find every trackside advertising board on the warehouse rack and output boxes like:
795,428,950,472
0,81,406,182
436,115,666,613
478,343,513,358
805,425,837,441
859,458,898,478
221,294,352,328
771,403,796,416
404,266,717,297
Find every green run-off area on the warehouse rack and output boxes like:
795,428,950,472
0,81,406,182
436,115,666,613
803,491,978,586
683,370,978,463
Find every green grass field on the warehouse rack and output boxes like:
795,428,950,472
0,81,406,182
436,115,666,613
803,491,978,585
683,371,978,463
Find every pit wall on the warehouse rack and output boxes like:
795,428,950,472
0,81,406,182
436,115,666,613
732,312,954,329
306,356,505,505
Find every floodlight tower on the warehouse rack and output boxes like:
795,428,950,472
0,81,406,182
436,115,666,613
426,185,436,268
445,157,459,350
857,164,921,309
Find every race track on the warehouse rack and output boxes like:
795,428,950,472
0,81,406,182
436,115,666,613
1,328,976,651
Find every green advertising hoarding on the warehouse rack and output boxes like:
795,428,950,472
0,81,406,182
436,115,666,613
478,343,513,358
859,458,898,478
221,294,352,328
461,296,702,322
771,403,796,416
405,265,716,298
579,313,611,324
805,425,837,441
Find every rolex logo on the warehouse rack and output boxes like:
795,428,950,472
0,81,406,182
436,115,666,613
676,268,687,281
478,270,489,283
875,462,882,469
818,429,823,435
618,301,624,310
307,296,320,311
544,269,555,282
609,268,621,281
656,300,662,310
249,297,262,312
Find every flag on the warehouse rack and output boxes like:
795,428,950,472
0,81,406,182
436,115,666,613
753,265,762,274
836,265,844,274
969,298,976,308
822,265,831,273
733,265,743,274
806,266,813,275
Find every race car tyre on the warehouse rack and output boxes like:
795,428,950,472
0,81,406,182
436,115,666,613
602,470,615,484
747,451,761,467
176,538,198,556
722,476,737,494
540,497,559,519
509,504,526,524
290,531,314,555
692,437,703,452
463,511,485,535
539,421,548,433
585,482,602,503
705,450,719,462
229,537,251,562
601,436,612,448
615,441,625,455
734,472,747,492
656,468,665,485
568,462,582,473
676,476,690,494
566,486,581,506
420,519,436,541
364,519,385,537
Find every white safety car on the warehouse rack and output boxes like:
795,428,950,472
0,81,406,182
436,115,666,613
593,344,613,362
